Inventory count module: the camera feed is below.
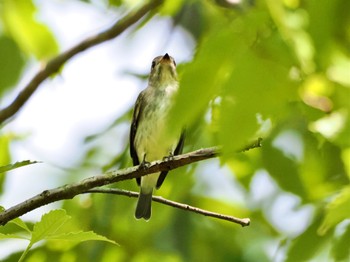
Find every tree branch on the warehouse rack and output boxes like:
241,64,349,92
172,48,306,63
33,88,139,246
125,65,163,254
0,147,217,225
0,140,261,226
0,0,164,125
85,188,250,227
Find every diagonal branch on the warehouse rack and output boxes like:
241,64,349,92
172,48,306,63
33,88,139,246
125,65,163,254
85,188,251,227
0,147,218,225
0,140,261,226
0,0,164,125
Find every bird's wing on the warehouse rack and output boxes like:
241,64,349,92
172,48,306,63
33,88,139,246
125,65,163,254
156,130,186,189
130,91,145,186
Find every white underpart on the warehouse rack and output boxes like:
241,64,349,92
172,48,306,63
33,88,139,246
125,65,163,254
135,83,179,193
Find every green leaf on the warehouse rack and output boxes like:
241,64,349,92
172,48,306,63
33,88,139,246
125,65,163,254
1,0,59,59
31,209,71,244
262,137,307,197
168,18,248,136
219,36,296,153
31,209,118,247
318,186,350,235
15,209,118,260
13,209,117,261
0,232,28,240
9,218,31,233
0,134,11,192
286,212,331,262
159,0,184,15
0,160,41,174
0,35,25,93
331,223,350,261
46,231,118,245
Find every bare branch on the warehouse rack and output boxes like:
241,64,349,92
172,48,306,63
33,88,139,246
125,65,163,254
85,188,251,227
0,147,217,225
0,0,164,125
0,140,261,226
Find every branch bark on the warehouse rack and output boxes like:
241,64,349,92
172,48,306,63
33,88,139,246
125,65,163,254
0,0,164,125
0,141,261,226
0,147,218,225
85,188,250,227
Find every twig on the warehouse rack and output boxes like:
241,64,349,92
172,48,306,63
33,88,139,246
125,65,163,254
85,188,250,227
0,141,261,226
0,0,164,125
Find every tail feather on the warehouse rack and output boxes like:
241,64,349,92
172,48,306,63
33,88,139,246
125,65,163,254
135,191,152,220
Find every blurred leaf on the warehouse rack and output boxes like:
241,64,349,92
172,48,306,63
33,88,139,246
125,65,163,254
318,186,350,235
262,137,307,197
0,134,11,193
16,209,117,261
0,232,28,240
220,54,296,153
286,212,331,262
1,0,59,59
160,0,184,16
108,0,123,7
300,132,348,201
0,35,25,93
0,160,41,174
266,0,316,73
172,2,206,40
331,223,350,261
305,0,350,69
168,18,248,136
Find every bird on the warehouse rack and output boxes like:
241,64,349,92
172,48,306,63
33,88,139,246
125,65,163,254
129,53,185,220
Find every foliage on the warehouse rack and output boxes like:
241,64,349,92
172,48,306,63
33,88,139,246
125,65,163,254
0,209,117,261
0,0,349,261
0,160,41,174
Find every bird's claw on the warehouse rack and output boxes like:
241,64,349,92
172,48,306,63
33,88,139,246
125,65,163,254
163,153,174,162
139,160,151,170
139,154,151,170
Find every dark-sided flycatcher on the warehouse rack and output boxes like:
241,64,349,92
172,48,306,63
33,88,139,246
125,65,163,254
130,53,185,220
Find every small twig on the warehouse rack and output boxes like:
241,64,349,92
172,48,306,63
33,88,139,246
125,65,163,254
240,137,263,152
0,0,164,125
85,188,250,227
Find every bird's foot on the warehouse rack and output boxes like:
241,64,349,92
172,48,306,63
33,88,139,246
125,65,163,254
139,160,151,170
139,154,151,170
163,152,174,162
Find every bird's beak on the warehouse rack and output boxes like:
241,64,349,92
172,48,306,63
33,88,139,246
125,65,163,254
160,53,171,64
163,53,170,60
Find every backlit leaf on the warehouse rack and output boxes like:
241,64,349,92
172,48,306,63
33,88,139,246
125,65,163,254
1,0,59,59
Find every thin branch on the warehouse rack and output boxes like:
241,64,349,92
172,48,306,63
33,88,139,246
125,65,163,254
0,0,164,125
0,141,261,226
85,188,251,227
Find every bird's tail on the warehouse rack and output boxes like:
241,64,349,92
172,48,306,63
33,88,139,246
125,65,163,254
135,190,152,220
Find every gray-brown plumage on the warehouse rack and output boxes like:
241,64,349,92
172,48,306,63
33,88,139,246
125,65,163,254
130,53,185,220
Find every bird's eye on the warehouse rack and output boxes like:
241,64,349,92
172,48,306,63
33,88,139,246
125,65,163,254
151,61,156,69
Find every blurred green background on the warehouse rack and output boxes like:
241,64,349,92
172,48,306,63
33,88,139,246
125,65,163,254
0,0,349,261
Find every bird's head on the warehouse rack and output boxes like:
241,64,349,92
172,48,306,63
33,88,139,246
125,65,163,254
149,53,177,86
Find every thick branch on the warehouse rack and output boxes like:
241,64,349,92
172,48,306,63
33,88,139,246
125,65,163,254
0,0,164,125
0,141,261,226
85,188,250,227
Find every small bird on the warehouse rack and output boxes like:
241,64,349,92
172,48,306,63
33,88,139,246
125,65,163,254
130,53,185,220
